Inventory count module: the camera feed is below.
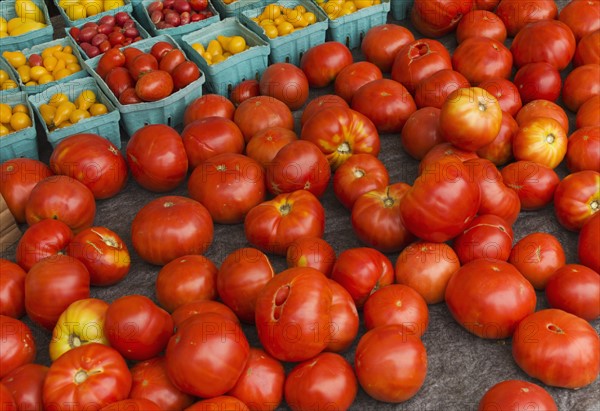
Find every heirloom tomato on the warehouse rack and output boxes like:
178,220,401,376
0,259,25,318
135,70,174,101
455,10,507,43
413,69,469,110
0,316,35,378
579,212,600,272
334,61,383,103
101,399,161,410
234,96,294,142
495,0,557,37
562,64,600,113
501,160,560,210
545,264,600,321
245,126,297,168
1,363,48,411
410,0,473,38
566,126,600,173
286,237,336,277
16,219,73,271
513,62,562,104
515,99,568,131
574,30,600,67
512,117,567,169
418,142,477,175
478,380,557,411
326,279,359,353
231,79,260,107
510,20,576,70
259,63,309,111
401,107,444,160
479,78,522,117
184,94,235,125
509,232,566,290
300,94,348,127
361,24,415,72
476,111,519,166
300,41,353,88
186,397,250,411
576,95,600,128
453,214,514,264
452,36,513,85
171,300,239,328
553,170,600,231
333,153,389,209
558,0,600,41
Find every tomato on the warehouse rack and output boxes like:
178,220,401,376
96,48,126,79
391,38,452,94
300,94,348,127
577,95,600,128
455,10,507,44
439,87,502,151
326,279,358,353
476,111,519,166
255,267,332,362
509,232,566,290
25,255,90,330
124,47,144,68
217,247,274,324
49,298,109,361
333,153,389,210
334,61,383,103
184,94,235,126
171,300,239,328
418,142,478,175
558,0,600,41
562,64,600,113
159,49,186,74
479,78,522,117
42,343,132,410
244,190,325,255
182,117,245,169
127,53,158,79
510,20,576,70
284,352,357,411
0,158,52,223
0,259,25,319
473,0,500,10
512,309,600,389
546,264,600,322
105,295,173,361
515,99,568,131
512,117,567,169
105,67,135,98
119,87,142,105
495,0,557,37
401,107,444,160
101,399,161,410
131,196,213,265
413,69,470,110
355,324,427,402
259,63,309,111
300,41,353,88
129,356,195,411
501,160,560,210
445,259,536,339
126,124,188,192
155,255,218,313
165,313,250,397
245,126,297,168
15,219,73,271
0,316,35,378
410,0,474,38
574,30,600,67
1,364,48,411
351,79,416,133
0,382,16,410
186,397,250,411
453,214,514,265
452,37,513,85
513,62,562,104
266,140,331,198
25,175,96,234
231,79,260,107
172,60,200,90
579,212,600,273
553,170,600,231
233,96,294,142
477,380,557,411
330,247,394,309
567,126,600,173
227,348,285,411
286,237,336,277
150,41,174,61
361,24,415,72
135,70,174,101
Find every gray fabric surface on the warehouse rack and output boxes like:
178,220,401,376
2,0,599,409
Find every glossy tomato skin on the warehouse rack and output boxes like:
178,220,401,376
577,95,600,128
15,219,73,271
401,107,444,160
455,10,507,44
334,61,383,103
186,396,250,411
512,309,600,389
562,64,600,113
509,232,566,290
554,170,600,232
96,48,126,79
445,259,536,339
0,383,16,409
410,0,474,38
284,352,357,411
0,259,25,318
513,62,562,104
184,94,235,125
105,67,134,98
452,36,513,85
418,142,478,174
567,126,600,173
333,153,389,209
495,0,557,37
300,94,348,127
515,99,569,131
100,398,161,410
42,343,132,410
479,78,522,117
131,196,214,265
558,0,600,41
545,264,600,321
135,70,174,101
286,237,336,277
326,279,359,353
512,117,568,169
300,41,353,88
245,126,297,168
171,300,239,328
259,63,309,111
355,324,427,403
413,69,470,110
172,60,200,90
453,214,514,264
510,20,576,70
501,160,560,210
579,212,600,273
234,96,295,143
476,111,519,166
0,316,36,379
361,24,415,72
231,79,260,107
477,380,557,411
126,124,188,192
574,30,600,68
1,363,48,411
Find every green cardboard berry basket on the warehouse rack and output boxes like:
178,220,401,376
390,0,413,20
0,91,38,163
212,0,263,18
0,0,53,53
53,0,134,27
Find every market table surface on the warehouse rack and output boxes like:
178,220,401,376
2,1,599,410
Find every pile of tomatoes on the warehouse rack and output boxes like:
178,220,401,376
1,0,599,409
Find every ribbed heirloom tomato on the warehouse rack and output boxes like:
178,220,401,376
0,259,25,318
15,218,73,272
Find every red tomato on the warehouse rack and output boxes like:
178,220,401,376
186,396,250,411
217,247,274,324
1,363,48,411
476,111,519,166
25,175,96,234
124,47,144,69
401,107,444,160
553,170,600,231
188,153,265,224
244,190,325,255
230,79,260,107
165,313,250,397
413,69,470,110
509,232,566,290
300,41,353,88
127,52,158,79
184,94,235,125
25,255,90,330
227,348,285,411
150,41,174,61
234,96,295,142
0,259,25,318
418,142,478,175
259,63,309,111
181,117,245,169
574,30,600,67
301,107,380,169
42,343,132,410
96,47,126,79
255,267,332,362
15,219,73,271
300,94,348,127
333,153,389,209
513,62,562,104
351,79,416,133
334,61,383,103
473,0,500,10
105,295,173,361
395,241,460,304
330,247,394,309
119,87,142,105
562,64,600,113
495,0,557,37
512,117,567,169
355,324,427,402
577,95,600,128
515,99,569,131
558,0,600,41
501,160,560,210
510,20,576,70
172,60,200,90
155,255,218,313
512,309,600,389
546,264,600,321
0,158,52,223
0,382,16,409
171,301,239,329
479,77,522,117
478,380,557,411
453,214,514,264
158,49,186,74
105,67,135,98
326,279,359,353
129,356,195,411
567,126,600,173
286,237,336,277
284,352,357,411
579,212,600,273
445,259,536,339
101,399,161,410
452,37,513,85
135,70,174,101
245,126,297,168
361,24,415,72
0,316,35,378
410,0,474,38
455,10,507,44
131,196,213,265
126,124,188,192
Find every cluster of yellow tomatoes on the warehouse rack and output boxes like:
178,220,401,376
0,102,32,136
250,4,317,39
38,90,108,130
0,69,18,91
192,34,250,65
0,0,47,38
316,0,381,19
57,0,124,21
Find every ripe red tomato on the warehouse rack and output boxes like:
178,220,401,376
333,153,389,209
245,127,297,168
186,397,250,411
135,70,174,101
558,0,600,41
100,399,161,410
513,62,562,104
413,69,470,110
445,259,537,339
334,61,383,103
171,300,238,328
495,0,557,37
172,60,200,90
0,158,52,223
452,37,513,85
577,94,600,128
234,96,295,142
0,316,36,378
546,264,600,321
515,99,568,131
410,0,474,38
150,41,174,61
105,67,134,98
473,0,500,10
96,47,126,79
510,20,576,70
126,124,188,192
476,111,519,166
127,53,158,79
453,214,514,264
512,117,567,169
355,324,427,402
477,380,557,411
562,64,600,113
479,77,522,117
286,237,336,277
259,63,309,111
501,160,560,210
300,41,353,88
0,382,16,409
184,94,235,125
158,49,186,74
418,142,478,174
244,190,325,255
42,343,132,410
326,279,359,353
131,196,213,265
455,10,507,44
361,24,415,72
509,232,566,290
574,30,600,67
512,309,599,389
567,126,600,173
1,363,48,411
401,107,444,160
182,117,245,169
579,212,600,272
188,153,265,224
300,94,348,127
284,353,357,411
0,259,25,318
118,87,142,105
15,218,73,271
554,170,600,231
155,255,218,313
231,79,260,107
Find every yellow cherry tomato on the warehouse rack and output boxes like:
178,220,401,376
39,103,56,126
53,101,76,126
277,21,294,36
0,124,10,136
12,104,28,114
43,55,58,71
29,65,49,81
89,103,108,117
2,51,27,68
69,109,91,124
0,103,12,123
53,68,72,81
49,93,69,107
76,90,96,110
9,112,32,131
227,36,247,54
37,73,55,84
17,65,31,83
263,24,278,39
0,69,8,84
1,80,18,90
